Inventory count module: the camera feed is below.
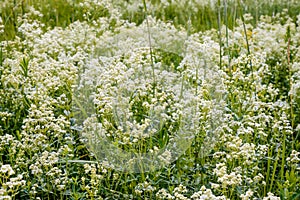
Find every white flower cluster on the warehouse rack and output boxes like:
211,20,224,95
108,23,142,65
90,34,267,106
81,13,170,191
0,164,25,199
156,188,174,200
134,181,156,195
0,164,14,176
0,0,299,199
0,17,4,34
263,192,281,200
190,186,227,200
286,150,300,168
213,163,243,188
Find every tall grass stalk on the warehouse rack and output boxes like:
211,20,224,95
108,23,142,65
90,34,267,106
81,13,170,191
238,1,257,101
224,0,231,70
217,0,222,69
269,147,280,192
282,31,292,181
142,0,156,85
280,132,286,181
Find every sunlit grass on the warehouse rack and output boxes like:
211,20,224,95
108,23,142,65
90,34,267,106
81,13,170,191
0,0,300,199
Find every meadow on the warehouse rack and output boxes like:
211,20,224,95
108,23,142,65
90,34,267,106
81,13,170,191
0,0,300,199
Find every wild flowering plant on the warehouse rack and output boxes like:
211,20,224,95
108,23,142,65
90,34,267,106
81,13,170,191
0,0,299,199
74,26,225,172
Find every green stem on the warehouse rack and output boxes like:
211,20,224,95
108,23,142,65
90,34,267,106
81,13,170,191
180,72,185,99
269,147,280,192
217,0,222,69
224,0,231,70
287,37,295,149
280,132,286,181
265,145,272,196
142,0,156,85
239,2,257,100
240,14,250,56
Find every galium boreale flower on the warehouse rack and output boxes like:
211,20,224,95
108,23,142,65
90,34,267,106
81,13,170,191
263,192,281,200
0,165,15,177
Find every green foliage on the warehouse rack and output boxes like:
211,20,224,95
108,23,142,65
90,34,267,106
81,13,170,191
0,0,300,199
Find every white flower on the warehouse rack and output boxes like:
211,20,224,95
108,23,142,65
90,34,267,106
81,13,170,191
0,165,15,176
158,150,172,164
263,192,281,200
240,189,254,200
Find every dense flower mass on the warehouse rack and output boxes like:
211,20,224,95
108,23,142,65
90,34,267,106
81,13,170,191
0,0,300,199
